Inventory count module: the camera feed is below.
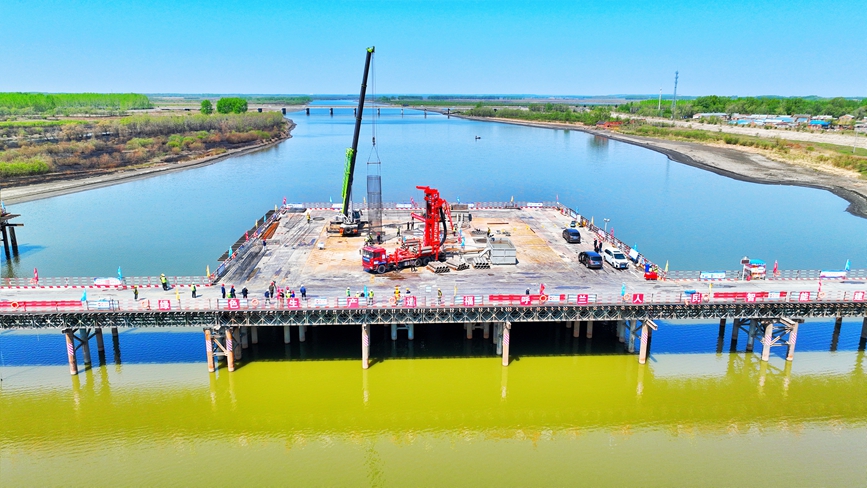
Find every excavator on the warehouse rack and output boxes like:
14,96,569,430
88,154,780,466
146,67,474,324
327,46,375,237
362,186,455,273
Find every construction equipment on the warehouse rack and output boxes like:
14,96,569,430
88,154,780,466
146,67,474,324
328,46,375,237
362,186,455,273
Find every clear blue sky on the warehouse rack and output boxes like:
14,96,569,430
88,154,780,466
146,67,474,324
2,0,865,97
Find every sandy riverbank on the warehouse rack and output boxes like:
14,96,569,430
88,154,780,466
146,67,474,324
454,115,867,219
2,121,296,205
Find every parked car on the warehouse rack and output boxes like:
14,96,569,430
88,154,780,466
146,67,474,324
562,228,581,243
603,248,629,269
578,251,603,269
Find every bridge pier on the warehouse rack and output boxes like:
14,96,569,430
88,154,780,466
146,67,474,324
483,322,490,339
233,328,242,360
749,318,802,362
79,328,92,365
638,321,656,364
299,325,307,342
362,324,370,369
226,327,236,372
617,320,625,343
586,320,593,339
730,318,742,351
204,329,215,372
572,320,580,338
111,327,121,364
251,326,258,344
745,319,757,353
391,323,414,340
786,320,799,361
241,326,249,349
64,329,78,375
761,322,774,361
501,321,511,366
860,317,867,351
831,315,843,352
717,318,727,353
283,325,291,343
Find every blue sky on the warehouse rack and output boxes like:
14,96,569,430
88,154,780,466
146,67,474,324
1,0,865,96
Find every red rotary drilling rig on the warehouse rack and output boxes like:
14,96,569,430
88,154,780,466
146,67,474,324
361,186,454,273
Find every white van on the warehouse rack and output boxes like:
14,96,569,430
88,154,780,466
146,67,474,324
603,247,630,270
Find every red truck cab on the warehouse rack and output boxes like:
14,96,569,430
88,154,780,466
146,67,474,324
362,246,388,273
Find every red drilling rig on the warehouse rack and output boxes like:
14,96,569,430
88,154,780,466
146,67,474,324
362,186,454,273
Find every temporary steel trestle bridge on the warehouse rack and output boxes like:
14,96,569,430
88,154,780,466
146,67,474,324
5,300,867,375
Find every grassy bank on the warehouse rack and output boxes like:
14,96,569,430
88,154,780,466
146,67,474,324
619,122,867,176
0,112,288,179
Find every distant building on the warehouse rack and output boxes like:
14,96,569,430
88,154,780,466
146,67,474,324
693,112,729,120
596,121,623,129
839,114,855,123
809,120,830,129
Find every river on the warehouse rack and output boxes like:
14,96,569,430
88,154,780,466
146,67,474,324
1,104,866,486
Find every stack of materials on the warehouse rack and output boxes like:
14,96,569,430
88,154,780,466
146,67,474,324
446,257,470,271
426,261,450,273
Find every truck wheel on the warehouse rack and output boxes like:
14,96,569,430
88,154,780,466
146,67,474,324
376,265,386,274
420,257,430,266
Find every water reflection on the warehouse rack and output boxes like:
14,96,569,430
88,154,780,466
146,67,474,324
588,134,609,149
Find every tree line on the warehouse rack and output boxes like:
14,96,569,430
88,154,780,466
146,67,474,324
618,96,867,120
0,93,152,116
464,103,612,125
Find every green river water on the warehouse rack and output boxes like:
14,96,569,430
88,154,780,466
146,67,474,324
2,351,865,486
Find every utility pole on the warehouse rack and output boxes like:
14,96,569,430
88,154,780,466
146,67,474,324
670,71,679,120
657,88,662,117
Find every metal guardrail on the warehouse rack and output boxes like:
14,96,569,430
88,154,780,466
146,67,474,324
1,276,211,288
0,289,862,314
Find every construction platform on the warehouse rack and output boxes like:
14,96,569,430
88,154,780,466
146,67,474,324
218,205,651,299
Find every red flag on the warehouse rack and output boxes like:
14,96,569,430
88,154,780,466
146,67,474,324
33,268,38,282
283,197,287,206
410,197,416,207
245,231,249,242
539,283,545,295
773,260,779,276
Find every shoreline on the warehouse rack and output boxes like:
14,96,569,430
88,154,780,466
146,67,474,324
452,114,867,219
2,121,296,205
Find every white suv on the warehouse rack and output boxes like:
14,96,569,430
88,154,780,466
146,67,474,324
603,248,630,270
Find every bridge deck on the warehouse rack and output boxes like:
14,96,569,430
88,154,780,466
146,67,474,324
1,206,866,319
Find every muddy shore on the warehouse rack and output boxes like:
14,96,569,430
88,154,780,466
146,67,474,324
455,115,867,219
2,121,296,205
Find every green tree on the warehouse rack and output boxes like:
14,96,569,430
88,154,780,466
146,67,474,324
200,100,213,115
216,97,248,114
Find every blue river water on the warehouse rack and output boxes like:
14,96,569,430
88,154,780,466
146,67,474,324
0,103,866,367
3,102,867,278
